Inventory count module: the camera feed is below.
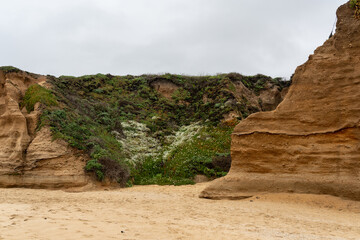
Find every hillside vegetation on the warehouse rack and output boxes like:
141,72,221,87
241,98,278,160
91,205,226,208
26,72,289,186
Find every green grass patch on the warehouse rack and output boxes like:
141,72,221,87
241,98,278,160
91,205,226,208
22,84,57,112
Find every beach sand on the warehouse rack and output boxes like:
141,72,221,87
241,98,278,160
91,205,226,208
0,183,359,240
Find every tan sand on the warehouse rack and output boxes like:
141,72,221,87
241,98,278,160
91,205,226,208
0,183,359,240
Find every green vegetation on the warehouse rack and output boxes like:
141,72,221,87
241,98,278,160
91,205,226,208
0,66,21,73
131,125,232,185
32,72,290,186
22,84,57,112
40,108,129,185
350,0,360,18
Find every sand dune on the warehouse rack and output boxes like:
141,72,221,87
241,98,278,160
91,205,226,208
0,183,359,240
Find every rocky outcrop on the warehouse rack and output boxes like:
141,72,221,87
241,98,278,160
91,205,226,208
150,80,179,100
201,3,360,200
0,70,91,188
151,76,288,122
228,79,288,113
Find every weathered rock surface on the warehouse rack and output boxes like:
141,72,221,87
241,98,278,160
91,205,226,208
151,76,289,125
150,80,179,100
0,70,91,188
228,78,288,114
201,3,360,200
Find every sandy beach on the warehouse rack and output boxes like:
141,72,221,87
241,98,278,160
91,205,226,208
0,183,359,240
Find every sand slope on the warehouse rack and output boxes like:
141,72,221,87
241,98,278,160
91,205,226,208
0,183,359,240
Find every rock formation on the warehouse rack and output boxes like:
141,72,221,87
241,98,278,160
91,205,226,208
151,75,289,124
0,70,91,188
150,80,179,100
201,3,360,200
224,76,289,123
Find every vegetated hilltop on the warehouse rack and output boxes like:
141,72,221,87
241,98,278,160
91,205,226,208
201,1,360,201
0,65,290,188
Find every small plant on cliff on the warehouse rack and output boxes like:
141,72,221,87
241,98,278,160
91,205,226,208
0,66,21,73
85,159,104,180
350,0,360,18
22,84,57,112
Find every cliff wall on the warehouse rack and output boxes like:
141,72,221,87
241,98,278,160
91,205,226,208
0,70,91,188
201,3,360,200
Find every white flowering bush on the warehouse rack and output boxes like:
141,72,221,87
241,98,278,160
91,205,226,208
116,121,162,165
163,122,202,159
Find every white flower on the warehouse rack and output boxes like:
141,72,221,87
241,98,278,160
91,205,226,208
163,122,202,159
114,120,203,166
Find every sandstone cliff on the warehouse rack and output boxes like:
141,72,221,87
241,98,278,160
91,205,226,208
0,69,91,188
201,3,360,200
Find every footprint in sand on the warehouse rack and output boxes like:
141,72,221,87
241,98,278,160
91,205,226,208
82,234,93,238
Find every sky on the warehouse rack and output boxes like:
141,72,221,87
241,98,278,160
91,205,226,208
0,0,347,79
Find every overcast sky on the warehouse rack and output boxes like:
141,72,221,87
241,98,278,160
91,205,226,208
0,0,347,79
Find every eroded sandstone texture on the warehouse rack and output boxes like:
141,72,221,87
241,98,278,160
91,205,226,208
0,70,91,188
201,3,360,200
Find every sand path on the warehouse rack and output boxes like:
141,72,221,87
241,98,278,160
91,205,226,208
0,183,360,240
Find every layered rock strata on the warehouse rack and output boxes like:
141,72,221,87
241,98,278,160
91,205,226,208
201,3,360,200
0,70,91,188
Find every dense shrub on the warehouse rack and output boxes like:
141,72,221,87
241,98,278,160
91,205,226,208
38,72,288,186
212,153,232,172
98,157,130,186
130,125,232,185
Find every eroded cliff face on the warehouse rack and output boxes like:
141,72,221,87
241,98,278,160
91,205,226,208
0,70,91,188
201,3,360,200
151,76,289,123
150,80,180,100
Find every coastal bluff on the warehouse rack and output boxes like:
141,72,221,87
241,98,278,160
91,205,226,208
201,3,360,200
0,70,91,188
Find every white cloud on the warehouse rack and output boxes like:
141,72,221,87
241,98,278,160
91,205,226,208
0,0,347,78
